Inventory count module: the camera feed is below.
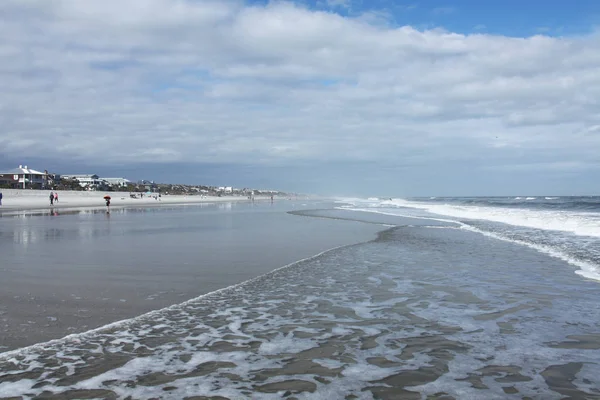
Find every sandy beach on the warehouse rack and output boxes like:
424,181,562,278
0,189,267,214
0,199,380,352
2,205,599,398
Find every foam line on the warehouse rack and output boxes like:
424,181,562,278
337,207,600,283
0,242,356,359
380,198,600,238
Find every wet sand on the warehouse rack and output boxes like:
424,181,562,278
0,201,382,352
0,188,274,214
1,218,599,399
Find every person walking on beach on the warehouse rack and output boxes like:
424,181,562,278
54,192,58,203
0,191,3,206
49,192,54,205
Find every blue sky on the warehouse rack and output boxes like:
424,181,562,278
1,0,600,196
300,0,600,36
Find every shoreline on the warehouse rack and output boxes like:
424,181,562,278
0,198,378,352
0,235,380,358
4,215,598,398
0,189,275,215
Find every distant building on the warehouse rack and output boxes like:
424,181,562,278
61,174,105,190
137,180,157,192
101,177,131,187
0,165,47,188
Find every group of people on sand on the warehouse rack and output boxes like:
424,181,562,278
0,191,114,209
49,192,58,205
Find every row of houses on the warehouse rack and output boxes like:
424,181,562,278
0,165,281,195
61,175,131,189
0,165,131,190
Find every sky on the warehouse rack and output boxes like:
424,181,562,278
1,0,600,197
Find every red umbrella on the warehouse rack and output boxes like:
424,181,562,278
103,195,111,199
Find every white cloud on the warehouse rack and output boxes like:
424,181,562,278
0,0,599,176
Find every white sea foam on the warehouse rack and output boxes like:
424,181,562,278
258,333,317,355
2,201,600,398
337,203,600,282
0,243,353,361
572,362,600,394
331,327,355,336
0,380,37,397
459,223,600,282
376,198,600,238
341,364,393,380
314,358,346,369
2,238,600,398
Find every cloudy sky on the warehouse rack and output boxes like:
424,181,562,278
1,0,599,196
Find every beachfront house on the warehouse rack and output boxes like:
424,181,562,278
61,174,106,190
0,165,48,189
137,180,158,192
102,177,131,187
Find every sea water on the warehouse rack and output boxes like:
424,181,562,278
0,200,381,351
1,198,599,399
340,196,600,281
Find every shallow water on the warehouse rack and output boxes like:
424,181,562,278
1,209,599,399
0,201,381,351
342,196,600,281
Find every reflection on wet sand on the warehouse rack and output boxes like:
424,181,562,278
1,226,599,398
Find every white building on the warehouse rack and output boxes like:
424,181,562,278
101,177,131,187
0,165,47,188
61,174,104,189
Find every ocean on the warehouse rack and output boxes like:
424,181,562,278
0,197,599,399
343,196,600,281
